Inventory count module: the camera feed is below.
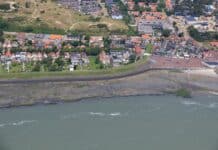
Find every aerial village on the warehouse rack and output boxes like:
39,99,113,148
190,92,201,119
0,0,218,73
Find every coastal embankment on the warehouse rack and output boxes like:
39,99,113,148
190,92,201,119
0,69,218,108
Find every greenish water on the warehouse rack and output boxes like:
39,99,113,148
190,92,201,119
0,95,218,150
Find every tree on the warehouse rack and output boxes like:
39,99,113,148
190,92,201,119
156,0,165,12
32,62,41,72
71,41,80,47
86,47,101,56
48,63,59,71
178,32,184,37
25,2,31,8
0,3,10,10
84,35,90,41
22,26,34,32
0,29,4,42
55,57,65,70
161,29,171,37
129,54,136,63
42,56,53,69
188,26,202,41
145,43,153,54
0,30,3,37
145,7,151,12
0,17,8,30
103,37,111,49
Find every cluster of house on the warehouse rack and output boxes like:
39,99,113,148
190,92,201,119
152,36,203,58
87,34,152,67
173,1,218,32
0,32,82,70
165,0,175,10
98,34,153,66
184,15,217,32
58,0,101,15
0,32,150,70
175,2,216,16
124,0,174,35
1,32,69,50
99,50,130,67
105,0,123,20
70,52,90,71
137,17,174,35
149,35,218,69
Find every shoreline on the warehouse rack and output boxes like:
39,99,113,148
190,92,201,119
0,70,217,109
0,93,166,109
1,91,218,109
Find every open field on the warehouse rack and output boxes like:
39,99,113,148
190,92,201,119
0,0,128,34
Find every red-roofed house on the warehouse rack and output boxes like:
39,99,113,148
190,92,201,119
210,41,218,47
138,2,145,8
134,46,144,57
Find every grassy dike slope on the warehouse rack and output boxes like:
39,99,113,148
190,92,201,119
0,69,218,108
0,0,128,34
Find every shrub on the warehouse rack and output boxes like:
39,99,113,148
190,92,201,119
161,29,171,37
0,3,10,11
175,88,192,98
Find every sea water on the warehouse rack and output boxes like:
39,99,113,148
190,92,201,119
0,95,218,150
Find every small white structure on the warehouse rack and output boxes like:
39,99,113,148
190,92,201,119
112,15,123,20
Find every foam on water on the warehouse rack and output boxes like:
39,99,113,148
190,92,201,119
89,112,106,116
181,101,200,106
60,114,78,120
89,112,123,117
146,107,161,112
109,112,121,116
206,103,218,108
61,112,123,120
0,120,37,128
0,123,6,128
181,100,218,109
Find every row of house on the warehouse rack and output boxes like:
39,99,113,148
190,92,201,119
2,32,82,51
0,51,60,63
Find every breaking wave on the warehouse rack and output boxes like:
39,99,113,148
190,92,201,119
89,112,106,116
108,112,121,116
60,114,78,120
89,112,122,117
207,103,218,108
181,100,218,108
181,101,200,106
60,112,123,120
0,120,37,128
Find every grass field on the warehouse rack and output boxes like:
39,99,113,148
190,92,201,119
0,0,128,35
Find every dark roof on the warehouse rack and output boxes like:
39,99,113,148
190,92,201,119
204,62,218,65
